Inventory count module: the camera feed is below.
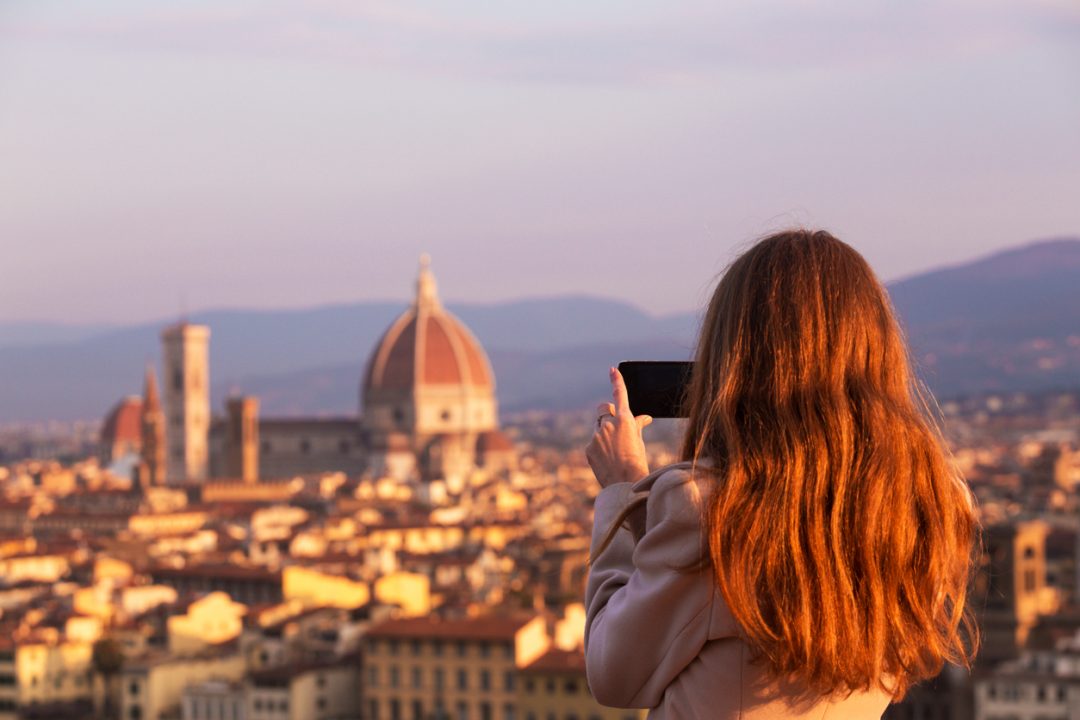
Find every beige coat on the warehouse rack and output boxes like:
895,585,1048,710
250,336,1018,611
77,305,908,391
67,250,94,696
584,461,892,719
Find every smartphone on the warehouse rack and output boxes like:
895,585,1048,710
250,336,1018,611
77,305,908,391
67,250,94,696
617,361,694,418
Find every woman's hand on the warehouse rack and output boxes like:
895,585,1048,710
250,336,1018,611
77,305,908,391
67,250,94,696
586,366,653,488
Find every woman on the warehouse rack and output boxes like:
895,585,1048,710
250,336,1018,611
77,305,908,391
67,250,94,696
584,230,978,719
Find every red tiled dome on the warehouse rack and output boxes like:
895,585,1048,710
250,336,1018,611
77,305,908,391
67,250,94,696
101,396,143,446
363,260,494,395
476,429,513,453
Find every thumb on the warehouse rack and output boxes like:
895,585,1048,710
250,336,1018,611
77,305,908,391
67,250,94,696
636,415,653,430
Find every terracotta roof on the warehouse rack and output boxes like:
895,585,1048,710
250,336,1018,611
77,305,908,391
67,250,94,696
476,430,514,453
101,397,143,445
363,263,494,394
522,647,587,674
143,365,161,412
150,563,281,582
366,612,536,641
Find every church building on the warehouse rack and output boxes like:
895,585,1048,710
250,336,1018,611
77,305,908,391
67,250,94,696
362,255,509,486
104,258,515,499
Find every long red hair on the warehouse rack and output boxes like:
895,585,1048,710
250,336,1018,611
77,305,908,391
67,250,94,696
599,230,978,699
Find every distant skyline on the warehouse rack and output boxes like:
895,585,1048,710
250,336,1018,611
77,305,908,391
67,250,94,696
1,0,1078,323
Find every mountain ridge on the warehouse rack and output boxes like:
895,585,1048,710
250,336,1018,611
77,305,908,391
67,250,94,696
1,236,1076,422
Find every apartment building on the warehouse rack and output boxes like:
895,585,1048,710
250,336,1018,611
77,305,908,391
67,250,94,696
518,648,645,720
363,613,549,720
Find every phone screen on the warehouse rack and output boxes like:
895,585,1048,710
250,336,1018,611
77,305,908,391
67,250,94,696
617,361,694,418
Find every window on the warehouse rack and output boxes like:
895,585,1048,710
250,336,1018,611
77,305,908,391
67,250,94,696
368,699,379,720
525,679,535,693
504,671,515,691
390,698,401,720
434,668,445,691
317,697,327,710
457,701,469,720
390,666,400,688
503,703,516,720
480,702,492,720
456,640,467,657
129,706,142,720
316,674,326,689
369,666,378,687
564,679,579,694
457,668,468,690
412,666,422,689
412,700,424,720
390,640,400,655
545,678,556,694
480,642,491,658
129,681,140,696
412,639,422,656
433,640,444,657
480,670,491,691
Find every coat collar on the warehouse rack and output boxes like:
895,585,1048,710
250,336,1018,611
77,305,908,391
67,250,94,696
630,457,712,494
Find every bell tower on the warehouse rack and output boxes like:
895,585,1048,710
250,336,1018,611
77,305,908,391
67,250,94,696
161,322,211,482
139,364,166,486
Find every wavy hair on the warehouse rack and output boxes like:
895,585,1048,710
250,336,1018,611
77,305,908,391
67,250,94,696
596,230,978,699
596,229,984,699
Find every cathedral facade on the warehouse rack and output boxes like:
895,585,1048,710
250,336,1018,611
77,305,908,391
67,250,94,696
362,255,505,485
104,258,514,495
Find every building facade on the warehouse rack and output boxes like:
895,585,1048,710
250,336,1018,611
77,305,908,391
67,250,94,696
363,614,549,720
162,322,211,483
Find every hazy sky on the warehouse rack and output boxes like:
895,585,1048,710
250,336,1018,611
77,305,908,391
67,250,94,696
2,0,1078,323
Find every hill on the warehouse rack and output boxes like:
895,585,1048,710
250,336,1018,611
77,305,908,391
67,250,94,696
0,237,1076,422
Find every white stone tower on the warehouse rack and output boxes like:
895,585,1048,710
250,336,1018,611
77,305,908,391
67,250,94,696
161,322,211,482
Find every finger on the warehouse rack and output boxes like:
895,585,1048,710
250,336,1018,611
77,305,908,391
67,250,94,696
636,415,653,429
610,366,632,416
595,402,615,418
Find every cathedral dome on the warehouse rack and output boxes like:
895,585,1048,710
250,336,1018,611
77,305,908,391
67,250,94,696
102,396,143,446
363,257,494,395
361,257,498,447
100,395,143,462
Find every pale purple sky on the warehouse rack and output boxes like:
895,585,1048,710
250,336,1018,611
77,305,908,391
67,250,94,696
1,0,1078,323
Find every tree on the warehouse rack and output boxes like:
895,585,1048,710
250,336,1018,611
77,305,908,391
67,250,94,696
92,637,125,720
